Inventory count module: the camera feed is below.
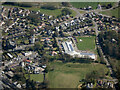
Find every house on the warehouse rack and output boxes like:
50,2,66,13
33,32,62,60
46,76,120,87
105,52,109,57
17,84,21,88
23,51,32,56
34,67,44,74
6,71,14,78
51,51,57,56
24,60,32,63
13,82,21,88
30,35,35,44
42,65,46,68
7,53,13,59
41,39,45,42
48,15,52,19
86,83,93,88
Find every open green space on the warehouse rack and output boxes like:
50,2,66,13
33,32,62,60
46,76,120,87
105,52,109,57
46,61,108,88
27,7,76,17
79,10,86,14
3,4,76,17
100,7,120,18
71,2,115,9
76,36,96,51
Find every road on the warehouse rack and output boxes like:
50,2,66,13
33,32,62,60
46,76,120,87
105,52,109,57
70,7,83,18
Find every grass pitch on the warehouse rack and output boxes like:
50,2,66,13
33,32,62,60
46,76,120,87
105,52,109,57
46,61,108,88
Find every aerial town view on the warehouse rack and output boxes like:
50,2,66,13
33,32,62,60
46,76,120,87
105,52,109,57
0,0,120,89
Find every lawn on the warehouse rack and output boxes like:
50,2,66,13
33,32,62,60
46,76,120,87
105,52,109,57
76,36,96,51
25,74,43,82
46,61,108,88
71,2,115,9
100,7,120,18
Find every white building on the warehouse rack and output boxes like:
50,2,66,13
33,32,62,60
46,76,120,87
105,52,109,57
7,53,13,58
24,51,32,56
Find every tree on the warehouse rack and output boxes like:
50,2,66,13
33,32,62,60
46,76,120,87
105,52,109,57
85,70,105,82
34,42,43,51
52,31,58,37
61,2,70,7
61,8,72,16
59,30,64,37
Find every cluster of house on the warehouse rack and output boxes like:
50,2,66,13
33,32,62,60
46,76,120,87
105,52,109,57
21,59,45,74
1,67,26,89
80,4,102,10
1,6,74,50
0,49,46,89
85,12,120,32
81,79,116,89
40,37,58,56
59,17,93,31
95,79,114,88
53,16,95,37
1,70,25,89
1,7,37,48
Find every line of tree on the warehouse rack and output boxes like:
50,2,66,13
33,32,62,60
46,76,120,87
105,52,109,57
98,30,120,59
2,2,32,7
41,4,58,10
61,2,70,7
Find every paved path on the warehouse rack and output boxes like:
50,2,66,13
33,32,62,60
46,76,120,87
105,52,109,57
70,7,82,18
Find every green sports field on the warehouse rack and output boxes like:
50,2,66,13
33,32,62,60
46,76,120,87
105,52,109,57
46,61,108,88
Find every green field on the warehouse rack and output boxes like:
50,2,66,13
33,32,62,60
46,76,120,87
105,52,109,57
76,36,96,51
46,61,108,88
71,2,115,9
100,7,120,18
